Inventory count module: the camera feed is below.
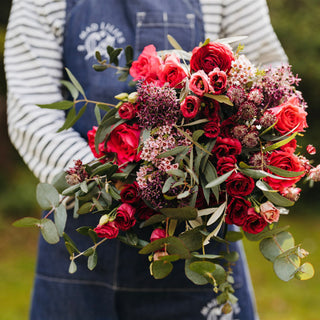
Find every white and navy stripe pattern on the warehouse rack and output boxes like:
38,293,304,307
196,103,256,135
5,0,287,183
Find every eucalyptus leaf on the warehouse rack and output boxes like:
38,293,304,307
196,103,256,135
225,231,243,242
51,171,70,193
139,214,167,228
294,262,315,280
160,206,198,220
54,204,67,236
36,183,60,209
12,217,40,228
179,228,204,251
185,258,208,285
69,260,77,274
151,260,173,279
88,251,98,271
273,254,300,282
40,218,60,244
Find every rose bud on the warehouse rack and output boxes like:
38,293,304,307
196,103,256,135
259,201,280,223
118,102,137,120
94,221,119,239
150,228,167,242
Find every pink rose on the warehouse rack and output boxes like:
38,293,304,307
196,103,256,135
150,228,167,242
130,45,162,82
259,201,280,223
208,68,227,94
190,42,234,74
180,95,201,119
118,102,137,120
189,70,210,96
114,203,136,231
269,95,308,134
106,123,141,166
159,53,187,88
94,221,119,239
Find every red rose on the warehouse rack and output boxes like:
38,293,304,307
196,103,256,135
150,228,167,242
118,102,137,120
204,117,220,138
265,150,305,191
106,123,141,166
94,221,119,239
180,95,201,119
159,53,187,88
212,137,242,159
242,208,268,234
190,42,234,74
280,138,297,154
269,96,308,134
114,203,136,231
189,70,210,97
120,182,141,205
226,172,255,197
225,197,251,226
216,156,237,175
208,68,227,94
136,204,158,221
130,45,162,82
220,117,236,138
201,97,220,120
87,126,106,161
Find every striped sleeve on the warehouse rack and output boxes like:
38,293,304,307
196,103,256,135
200,0,288,66
5,0,95,183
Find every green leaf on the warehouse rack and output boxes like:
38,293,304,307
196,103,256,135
125,45,134,65
40,218,60,244
61,183,81,196
225,231,243,242
273,253,300,281
94,105,102,125
167,34,183,50
12,217,40,228
222,251,240,262
77,202,93,215
156,145,190,158
63,232,80,253
54,204,67,236
212,264,227,285
259,231,295,262
192,253,223,260
92,64,108,72
51,171,70,193
69,260,77,274
151,260,173,279
65,68,86,98
244,225,290,241
60,80,79,100
294,262,315,280
58,103,87,132
160,206,198,220
185,258,208,285
205,170,234,189
267,165,305,178
192,130,204,142
139,214,167,228
88,251,98,270
166,237,191,259
189,261,216,277
207,202,227,226
204,93,233,106
263,132,298,152
158,254,180,262
90,163,118,178
83,247,95,257
36,183,60,209
139,238,166,255
80,181,88,193
38,100,74,110
179,228,204,251
166,169,186,178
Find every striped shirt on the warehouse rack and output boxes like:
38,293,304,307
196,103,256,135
5,0,287,183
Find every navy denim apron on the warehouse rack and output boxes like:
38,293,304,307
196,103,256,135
30,1,258,319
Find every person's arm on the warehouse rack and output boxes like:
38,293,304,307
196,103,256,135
5,0,94,183
222,0,287,65
200,0,287,65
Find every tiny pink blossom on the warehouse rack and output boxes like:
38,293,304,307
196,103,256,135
306,144,316,155
308,164,320,182
281,186,301,201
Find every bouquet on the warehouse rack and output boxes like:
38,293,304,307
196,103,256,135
14,35,318,312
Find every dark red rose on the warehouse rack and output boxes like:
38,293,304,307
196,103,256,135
114,203,136,231
225,197,251,226
212,137,242,159
150,228,167,242
216,156,237,175
118,102,137,120
204,115,220,138
94,221,119,239
180,95,201,119
220,117,237,138
208,68,227,94
242,208,268,234
120,182,141,205
201,99,220,121
265,150,305,191
136,204,158,221
190,42,234,74
226,172,255,197
106,123,141,166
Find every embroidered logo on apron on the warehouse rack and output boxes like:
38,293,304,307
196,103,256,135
201,298,241,320
77,22,126,60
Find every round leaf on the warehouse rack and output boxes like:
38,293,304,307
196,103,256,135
36,183,60,209
273,254,300,281
151,260,173,279
185,259,208,285
294,262,315,280
88,251,98,271
54,204,67,236
189,261,216,276
12,217,40,228
40,219,60,244
259,231,295,262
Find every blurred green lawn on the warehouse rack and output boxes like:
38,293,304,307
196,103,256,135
0,203,319,320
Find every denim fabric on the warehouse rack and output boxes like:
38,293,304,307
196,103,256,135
30,1,258,319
